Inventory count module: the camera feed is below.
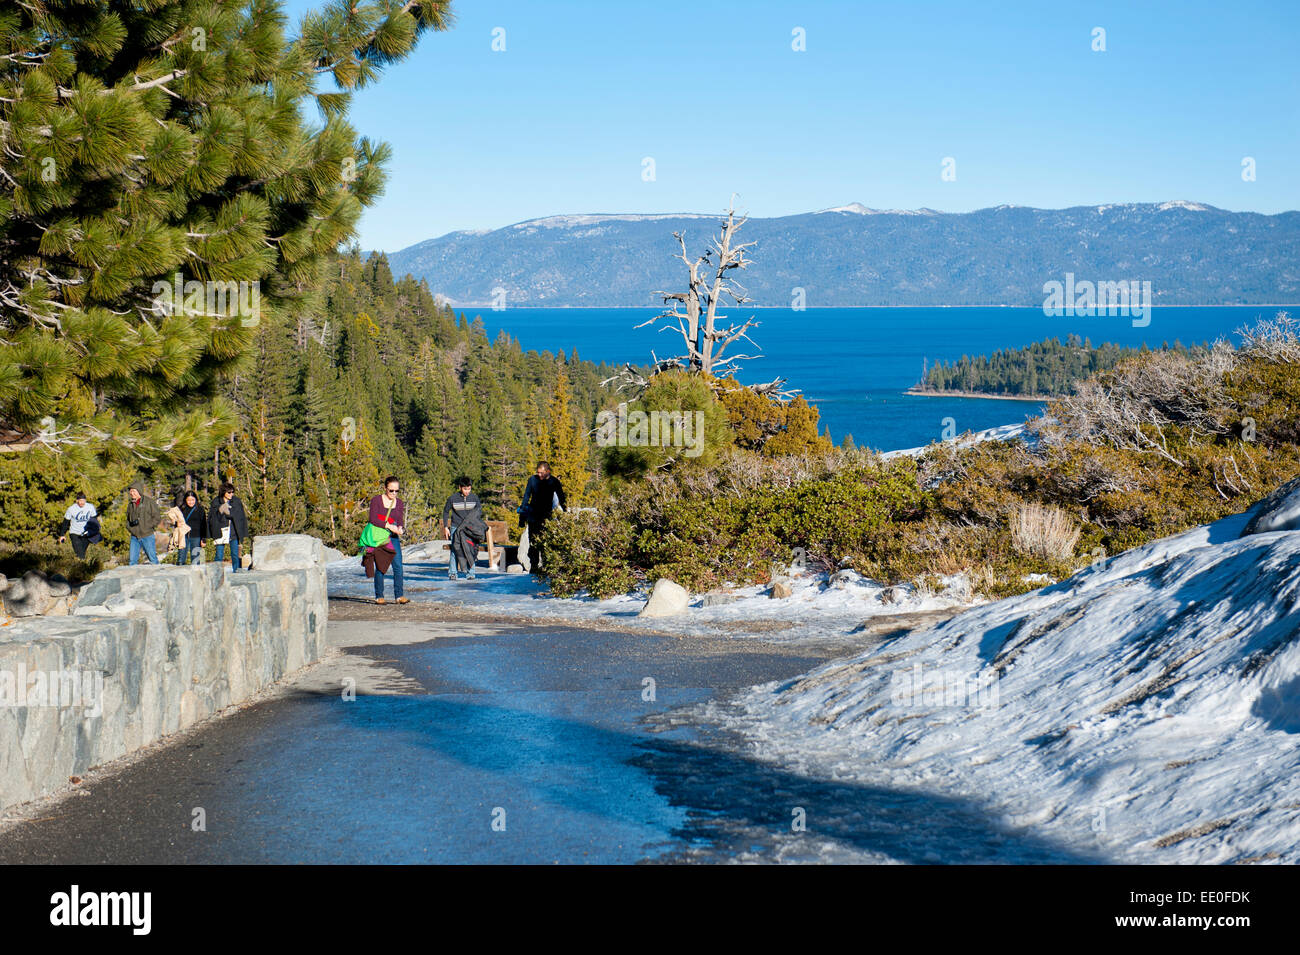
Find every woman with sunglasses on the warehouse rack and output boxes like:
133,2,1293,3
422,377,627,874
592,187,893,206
368,476,408,604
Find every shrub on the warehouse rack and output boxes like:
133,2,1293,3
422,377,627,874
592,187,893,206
1222,354,1300,448
536,510,638,599
716,377,833,456
1010,502,1081,560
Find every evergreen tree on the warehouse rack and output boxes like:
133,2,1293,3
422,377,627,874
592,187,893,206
229,400,305,534
535,365,593,503
0,0,452,469
323,418,381,545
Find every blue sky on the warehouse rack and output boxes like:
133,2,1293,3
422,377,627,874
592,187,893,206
284,0,1299,251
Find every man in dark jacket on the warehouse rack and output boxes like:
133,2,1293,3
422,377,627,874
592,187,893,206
126,480,162,565
209,482,249,572
518,461,566,572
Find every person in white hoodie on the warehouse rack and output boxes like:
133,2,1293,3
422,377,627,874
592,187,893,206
57,491,99,559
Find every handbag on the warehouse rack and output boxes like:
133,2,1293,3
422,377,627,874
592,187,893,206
358,522,391,552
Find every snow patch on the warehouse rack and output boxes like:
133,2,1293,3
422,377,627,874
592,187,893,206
327,558,976,643
880,422,1028,459
511,213,713,230
1243,475,1300,535
728,507,1300,862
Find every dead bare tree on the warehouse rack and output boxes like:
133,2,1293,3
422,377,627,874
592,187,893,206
1238,310,1300,363
640,200,762,377
1042,342,1238,466
600,357,680,392
601,199,799,402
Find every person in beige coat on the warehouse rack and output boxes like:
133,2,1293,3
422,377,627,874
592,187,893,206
165,506,191,557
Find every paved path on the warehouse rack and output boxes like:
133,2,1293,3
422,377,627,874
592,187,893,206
0,613,1092,863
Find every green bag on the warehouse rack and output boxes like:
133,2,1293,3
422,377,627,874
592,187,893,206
358,522,391,552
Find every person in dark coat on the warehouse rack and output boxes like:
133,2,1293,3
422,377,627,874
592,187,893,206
125,480,162,565
518,461,566,571
179,490,208,565
209,482,249,572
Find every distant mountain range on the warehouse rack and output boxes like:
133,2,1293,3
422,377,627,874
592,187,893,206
384,201,1300,307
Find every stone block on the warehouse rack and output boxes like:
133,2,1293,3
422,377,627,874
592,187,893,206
640,579,690,617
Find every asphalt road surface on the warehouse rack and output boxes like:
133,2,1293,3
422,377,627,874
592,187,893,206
0,610,1092,863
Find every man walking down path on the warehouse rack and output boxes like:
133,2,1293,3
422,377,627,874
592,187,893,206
58,491,99,559
442,476,488,580
125,482,162,565
209,483,249,573
519,461,566,572
369,476,408,604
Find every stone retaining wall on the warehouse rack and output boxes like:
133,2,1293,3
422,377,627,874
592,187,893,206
0,534,327,811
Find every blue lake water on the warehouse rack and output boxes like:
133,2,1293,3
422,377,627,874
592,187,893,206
469,306,1291,452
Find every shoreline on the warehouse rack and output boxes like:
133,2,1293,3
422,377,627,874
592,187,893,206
433,303,1300,311
904,388,1054,402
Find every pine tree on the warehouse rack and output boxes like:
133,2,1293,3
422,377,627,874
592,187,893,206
535,365,592,505
323,419,381,545
229,400,305,533
0,0,452,467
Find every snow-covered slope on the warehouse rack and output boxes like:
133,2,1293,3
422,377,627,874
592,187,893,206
879,421,1028,460
727,497,1300,863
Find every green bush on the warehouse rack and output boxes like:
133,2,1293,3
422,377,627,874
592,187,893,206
537,510,638,599
542,337,1300,603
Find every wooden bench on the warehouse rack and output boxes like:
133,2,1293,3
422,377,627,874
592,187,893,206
441,520,515,570
486,520,515,570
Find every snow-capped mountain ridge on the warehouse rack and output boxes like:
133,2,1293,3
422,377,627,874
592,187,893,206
816,203,941,216
457,200,1231,237
386,201,1297,306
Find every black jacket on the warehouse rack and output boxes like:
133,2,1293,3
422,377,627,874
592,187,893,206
520,474,566,525
181,501,209,541
209,495,249,542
